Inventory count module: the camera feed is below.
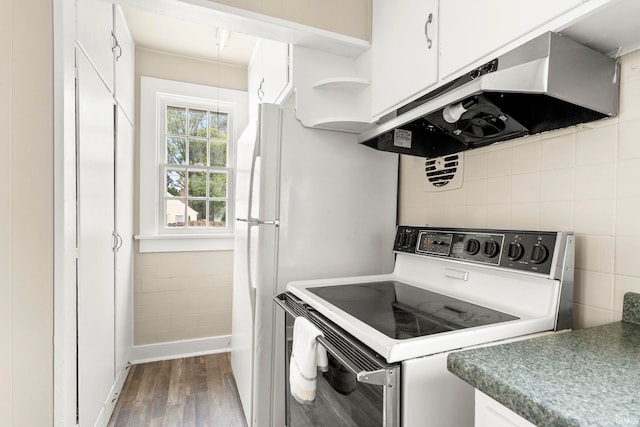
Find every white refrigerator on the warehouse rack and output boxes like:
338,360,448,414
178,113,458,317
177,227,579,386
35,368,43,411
231,102,398,427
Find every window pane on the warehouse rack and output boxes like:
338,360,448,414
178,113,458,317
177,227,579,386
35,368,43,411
188,200,206,228
165,198,186,227
209,201,226,227
166,137,186,164
209,140,227,167
209,112,228,140
189,139,207,165
188,109,208,137
166,169,185,196
209,172,227,198
167,106,186,135
188,171,207,197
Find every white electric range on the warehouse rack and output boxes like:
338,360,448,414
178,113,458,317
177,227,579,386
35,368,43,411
276,226,574,427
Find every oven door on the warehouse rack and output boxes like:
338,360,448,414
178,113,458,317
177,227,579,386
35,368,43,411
275,293,400,427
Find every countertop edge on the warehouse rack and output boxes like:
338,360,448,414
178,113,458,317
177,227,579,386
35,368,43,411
446,353,578,427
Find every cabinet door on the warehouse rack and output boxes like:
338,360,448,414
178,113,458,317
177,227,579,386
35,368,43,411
261,39,290,104
114,5,135,122
475,390,536,427
440,0,583,79
114,107,134,382
77,0,114,90
77,50,115,427
371,0,439,118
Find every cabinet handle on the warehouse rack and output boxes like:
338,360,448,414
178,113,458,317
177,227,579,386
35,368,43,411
111,31,122,61
257,78,265,101
424,13,433,50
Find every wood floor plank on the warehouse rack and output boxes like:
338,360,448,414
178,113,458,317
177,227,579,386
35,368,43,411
109,353,247,427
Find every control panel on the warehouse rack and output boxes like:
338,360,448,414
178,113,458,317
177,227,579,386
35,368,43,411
394,226,559,275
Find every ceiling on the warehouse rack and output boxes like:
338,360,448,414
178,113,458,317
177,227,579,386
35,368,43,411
122,6,258,67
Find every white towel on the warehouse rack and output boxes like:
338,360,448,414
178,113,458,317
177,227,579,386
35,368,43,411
289,317,328,404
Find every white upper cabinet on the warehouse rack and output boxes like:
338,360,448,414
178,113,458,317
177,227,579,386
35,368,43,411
371,0,439,119
260,39,290,104
248,38,291,121
439,0,584,79
77,0,114,90
114,5,135,122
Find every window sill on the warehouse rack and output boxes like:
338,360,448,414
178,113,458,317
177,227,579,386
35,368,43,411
135,234,235,253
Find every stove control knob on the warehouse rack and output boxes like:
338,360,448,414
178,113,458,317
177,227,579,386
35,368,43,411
396,232,407,246
483,240,500,258
407,232,418,247
464,239,481,255
531,244,549,264
507,242,524,261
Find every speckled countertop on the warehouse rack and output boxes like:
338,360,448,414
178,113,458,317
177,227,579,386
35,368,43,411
447,293,640,427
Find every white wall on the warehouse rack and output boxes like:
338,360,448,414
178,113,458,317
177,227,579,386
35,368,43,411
399,50,640,329
203,0,371,40
133,48,245,345
0,0,54,425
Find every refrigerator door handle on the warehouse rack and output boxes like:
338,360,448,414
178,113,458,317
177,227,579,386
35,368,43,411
237,218,280,227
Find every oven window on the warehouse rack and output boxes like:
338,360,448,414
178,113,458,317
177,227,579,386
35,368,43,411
285,316,385,426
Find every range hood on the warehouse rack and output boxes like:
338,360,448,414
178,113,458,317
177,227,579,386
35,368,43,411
359,32,619,159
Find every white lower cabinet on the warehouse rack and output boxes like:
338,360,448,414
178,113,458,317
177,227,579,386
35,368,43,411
475,390,537,427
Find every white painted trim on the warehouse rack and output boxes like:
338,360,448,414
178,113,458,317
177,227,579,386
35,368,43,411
135,234,234,252
139,76,247,252
53,0,78,426
129,335,232,364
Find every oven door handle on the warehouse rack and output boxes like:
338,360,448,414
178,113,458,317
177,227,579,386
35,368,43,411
316,336,389,386
274,296,394,388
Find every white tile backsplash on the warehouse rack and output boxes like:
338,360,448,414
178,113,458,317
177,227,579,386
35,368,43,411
618,79,640,121
574,163,616,200
463,179,487,205
575,123,618,166
398,50,640,329
487,176,511,204
512,139,541,173
615,198,640,237
573,199,615,236
539,201,574,231
617,120,640,160
540,169,574,201
616,158,640,198
540,130,575,170
511,173,540,203
575,234,615,273
486,147,512,177
574,269,614,310
464,151,488,180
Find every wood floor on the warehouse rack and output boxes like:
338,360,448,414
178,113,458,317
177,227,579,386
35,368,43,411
108,353,248,427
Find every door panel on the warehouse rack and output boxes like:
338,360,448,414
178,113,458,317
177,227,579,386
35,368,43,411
77,51,115,426
115,107,133,380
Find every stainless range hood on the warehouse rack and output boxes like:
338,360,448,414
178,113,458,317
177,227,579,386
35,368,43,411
359,32,619,159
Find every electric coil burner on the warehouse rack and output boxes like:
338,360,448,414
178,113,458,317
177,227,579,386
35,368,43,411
276,226,574,427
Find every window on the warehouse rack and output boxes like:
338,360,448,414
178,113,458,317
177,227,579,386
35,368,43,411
138,77,248,252
160,99,233,231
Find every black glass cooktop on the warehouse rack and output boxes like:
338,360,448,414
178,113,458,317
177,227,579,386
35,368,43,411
308,281,518,339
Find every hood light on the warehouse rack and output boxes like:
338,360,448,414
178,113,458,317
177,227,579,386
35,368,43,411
443,97,478,124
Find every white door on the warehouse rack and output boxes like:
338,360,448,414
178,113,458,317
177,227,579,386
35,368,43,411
115,106,133,381
77,50,116,426
231,120,259,425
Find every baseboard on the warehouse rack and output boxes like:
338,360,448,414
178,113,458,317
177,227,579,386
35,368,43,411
129,335,232,364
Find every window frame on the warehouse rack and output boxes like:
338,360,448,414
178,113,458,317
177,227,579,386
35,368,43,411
137,76,248,253
157,95,235,235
